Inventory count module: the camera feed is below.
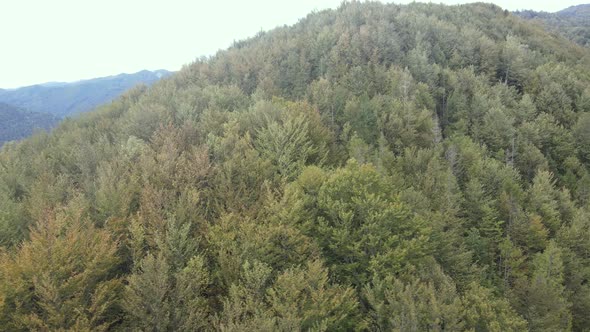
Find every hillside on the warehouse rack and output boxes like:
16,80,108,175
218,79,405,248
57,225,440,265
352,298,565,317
0,69,172,118
1,2,590,331
0,103,59,145
516,4,590,46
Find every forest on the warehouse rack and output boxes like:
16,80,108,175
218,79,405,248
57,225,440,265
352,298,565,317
1,2,590,331
517,4,590,47
0,103,58,146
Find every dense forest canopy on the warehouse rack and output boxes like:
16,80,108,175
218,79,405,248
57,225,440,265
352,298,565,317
1,1,590,331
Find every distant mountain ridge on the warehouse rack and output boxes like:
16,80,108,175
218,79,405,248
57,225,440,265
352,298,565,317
0,69,172,145
0,69,172,118
516,4,590,47
558,4,590,16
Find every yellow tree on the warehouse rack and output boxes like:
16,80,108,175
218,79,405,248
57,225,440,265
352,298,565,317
0,205,122,331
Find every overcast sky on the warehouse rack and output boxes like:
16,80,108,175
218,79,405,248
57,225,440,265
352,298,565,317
0,0,587,88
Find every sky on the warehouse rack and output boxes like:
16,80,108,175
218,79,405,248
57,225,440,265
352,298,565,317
0,0,587,88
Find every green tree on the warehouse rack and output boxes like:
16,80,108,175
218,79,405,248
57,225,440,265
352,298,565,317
573,113,590,164
364,263,464,331
124,253,171,331
500,35,529,89
525,241,572,332
285,161,431,287
124,253,211,331
528,171,561,234
255,114,318,181
462,282,528,332
267,260,359,331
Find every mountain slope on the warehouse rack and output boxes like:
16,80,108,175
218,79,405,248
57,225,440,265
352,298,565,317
0,69,172,117
1,2,590,331
516,4,590,46
0,103,59,145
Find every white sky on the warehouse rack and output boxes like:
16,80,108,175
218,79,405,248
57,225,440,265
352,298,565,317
0,0,586,88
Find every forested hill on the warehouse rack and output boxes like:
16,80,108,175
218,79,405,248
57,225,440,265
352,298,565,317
0,69,172,118
0,103,59,145
1,2,590,331
516,4,590,47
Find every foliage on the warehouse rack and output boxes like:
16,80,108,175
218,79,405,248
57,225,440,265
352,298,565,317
0,2,589,330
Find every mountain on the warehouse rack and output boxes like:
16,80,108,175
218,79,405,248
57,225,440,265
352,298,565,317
1,2,590,331
0,103,59,145
0,69,172,118
559,3,590,16
0,70,172,145
516,4,590,46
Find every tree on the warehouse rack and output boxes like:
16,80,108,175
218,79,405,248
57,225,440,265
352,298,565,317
462,282,528,332
500,35,528,90
557,209,590,331
285,161,431,287
462,179,504,268
528,171,561,234
214,260,276,331
342,95,379,146
525,241,572,332
364,263,464,331
124,253,171,331
535,82,575,127
573,113,590,164
124,252,211,331
255,114,318,181
479,108,515,154
0,206,122,331
267,260,359,331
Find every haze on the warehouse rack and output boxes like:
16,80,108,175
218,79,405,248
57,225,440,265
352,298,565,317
1,0,586,88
